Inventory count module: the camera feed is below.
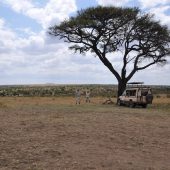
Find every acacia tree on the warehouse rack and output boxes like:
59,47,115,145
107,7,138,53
49,6,170,97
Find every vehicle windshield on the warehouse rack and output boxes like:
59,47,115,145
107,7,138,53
141,89,151,96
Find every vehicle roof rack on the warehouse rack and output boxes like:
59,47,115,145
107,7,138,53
127,82,150,88
127,82,144,85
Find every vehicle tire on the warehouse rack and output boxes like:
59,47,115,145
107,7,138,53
142,104,147,108
129,100,135,108
117,99,122,106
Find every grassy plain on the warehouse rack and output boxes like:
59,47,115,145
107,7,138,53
0,96,170,170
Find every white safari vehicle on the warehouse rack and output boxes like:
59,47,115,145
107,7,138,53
118,82,153,108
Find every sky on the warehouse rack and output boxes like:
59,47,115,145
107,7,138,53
0,0,170,85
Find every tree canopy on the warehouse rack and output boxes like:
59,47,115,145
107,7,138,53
49,6,170,96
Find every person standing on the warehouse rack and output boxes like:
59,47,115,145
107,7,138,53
85,89,91,103
75,89,81,104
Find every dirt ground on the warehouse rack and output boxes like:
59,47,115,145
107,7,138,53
0,97,170,170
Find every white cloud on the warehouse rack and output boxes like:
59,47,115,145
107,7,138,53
0,18,5,28
0,0,80,83
2,0,77,29
139,0,170,30
139,0,170,9
149,6,170,28
0,17,90,84
16,27,37,36
0,18,17,52
0,1,170,85
96,0,131,7
2,0,33,12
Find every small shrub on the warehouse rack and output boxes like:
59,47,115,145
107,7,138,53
167,94,170,98
0,102,7,108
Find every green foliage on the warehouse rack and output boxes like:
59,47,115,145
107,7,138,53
49,6,170,59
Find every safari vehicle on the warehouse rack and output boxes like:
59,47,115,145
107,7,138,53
117,82,153,108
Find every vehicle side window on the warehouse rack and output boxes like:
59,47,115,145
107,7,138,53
126,90,130,96
130,90,136,96
126,90,136,97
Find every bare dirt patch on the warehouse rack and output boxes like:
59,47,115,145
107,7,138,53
0,97,170,170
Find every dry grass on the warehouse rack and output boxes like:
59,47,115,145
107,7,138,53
1,96,169,106
0,97,170,170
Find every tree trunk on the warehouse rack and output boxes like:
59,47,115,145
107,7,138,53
117,80,127,103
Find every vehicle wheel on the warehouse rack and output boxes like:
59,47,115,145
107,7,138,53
142,104,147,108
117,99,122,106
129,100,135,108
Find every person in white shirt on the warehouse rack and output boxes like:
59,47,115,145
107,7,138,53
75,89,81,104
85,89,91,103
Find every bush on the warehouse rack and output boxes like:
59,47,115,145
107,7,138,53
167,94,170,98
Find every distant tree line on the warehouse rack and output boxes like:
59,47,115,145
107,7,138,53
0,85,169,97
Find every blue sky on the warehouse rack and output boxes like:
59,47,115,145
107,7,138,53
0,0,170,85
